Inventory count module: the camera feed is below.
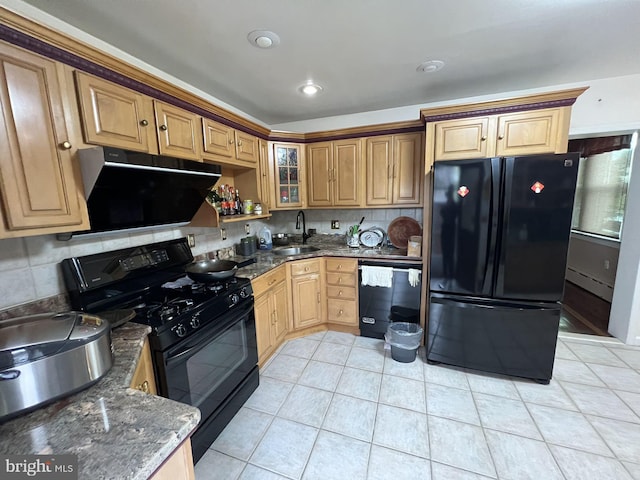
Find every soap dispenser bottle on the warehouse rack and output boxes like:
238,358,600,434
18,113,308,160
258,226,272,250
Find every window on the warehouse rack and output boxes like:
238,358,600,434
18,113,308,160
570,133,636,240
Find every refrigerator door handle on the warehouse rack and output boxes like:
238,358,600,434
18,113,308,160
494,156,514,297
430,294,559,311
481,157,502,295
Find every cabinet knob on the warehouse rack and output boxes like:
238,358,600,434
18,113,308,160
229,138,235,144
159,124,168,131
337,264,342,270
140,119,149,126
137,380,149,393
60,141,72,150
237,140,243,146
339,309,344,316
481,136,487,141
305,267,309,271
338,290,343,296
498,134,504,140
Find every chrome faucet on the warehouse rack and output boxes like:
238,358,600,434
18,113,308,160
295,210,310,244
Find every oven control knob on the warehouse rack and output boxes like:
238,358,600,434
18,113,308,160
229,293,240,305
173,323,187,337
190,316,201,328
239,287,249,298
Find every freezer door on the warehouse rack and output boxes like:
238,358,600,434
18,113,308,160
495,154,579,301
430,158,499,296
427,294,560,382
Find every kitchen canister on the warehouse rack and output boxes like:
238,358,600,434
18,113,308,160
243,199,254,214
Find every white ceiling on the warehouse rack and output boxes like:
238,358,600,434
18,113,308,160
19,0,640,126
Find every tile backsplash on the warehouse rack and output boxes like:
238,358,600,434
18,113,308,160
0,207,422,312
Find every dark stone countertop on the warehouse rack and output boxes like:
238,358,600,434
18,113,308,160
0,323,200,480
230,234,423,280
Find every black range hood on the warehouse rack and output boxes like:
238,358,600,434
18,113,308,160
68,146,221,238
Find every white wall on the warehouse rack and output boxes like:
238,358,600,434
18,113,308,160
566,233,619,302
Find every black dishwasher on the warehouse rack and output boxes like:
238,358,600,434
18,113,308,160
358,260,422,339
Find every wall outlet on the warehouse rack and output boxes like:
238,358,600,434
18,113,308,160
220,228,227,241
245,224,250,235
187,233,196,248
331,220,340,229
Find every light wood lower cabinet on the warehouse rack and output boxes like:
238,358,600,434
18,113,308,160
130,337,157,395
289,259,324,330
252,266,288,365
0,42,89,238
149,438,195,480
325,258,358,327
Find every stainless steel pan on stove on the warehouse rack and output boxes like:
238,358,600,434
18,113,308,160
185,259,238,282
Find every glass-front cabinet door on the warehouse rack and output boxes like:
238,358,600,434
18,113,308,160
273,143,304,208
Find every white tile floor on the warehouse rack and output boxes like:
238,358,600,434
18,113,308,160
195,331,640,480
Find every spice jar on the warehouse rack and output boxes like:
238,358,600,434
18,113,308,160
254,203,263,215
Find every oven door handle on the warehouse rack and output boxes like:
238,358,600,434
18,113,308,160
165,300,253,365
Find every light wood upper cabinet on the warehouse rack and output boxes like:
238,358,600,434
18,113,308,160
495,109,565,156
393,133,423,205
434,116,495,161
307,139,362,207
366,133,423,206
154,100,202,161
0,42,88,238
75,71,157,154
307,142,332,206
272,143,304,209
75,72,203,161
432,107,570,162
257,139,271,210
202,118,258,165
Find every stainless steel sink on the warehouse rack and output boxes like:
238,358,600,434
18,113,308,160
272,245,321,256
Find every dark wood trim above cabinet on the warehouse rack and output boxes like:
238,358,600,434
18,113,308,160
420,87,588,123
0,8,271,139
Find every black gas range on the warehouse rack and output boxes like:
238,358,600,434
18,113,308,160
61,237,259,463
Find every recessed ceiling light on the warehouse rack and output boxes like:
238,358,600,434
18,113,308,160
416,60,445,73
247,30,280,49
298,82,323,96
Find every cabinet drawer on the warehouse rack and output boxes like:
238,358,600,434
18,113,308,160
326,272,356,287
327,285,356,300
251,266,286,296
290,259,321,276
325,258,357,273
327,299,357,325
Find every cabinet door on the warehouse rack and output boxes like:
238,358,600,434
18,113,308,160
333,139,362,206
202,118,234,158
234,130,258,163
434,117,495,160
258,139,272,209
75,71,157,154
154,101,202,160
130,338,157,395
291,273,323,330
273,143,303,208
272,281,289,342
0,44,86,232
254,292,275,364
307,142,333,206
149,438,195,480
365,136,393,205
393,133,423,205
496,109,562,156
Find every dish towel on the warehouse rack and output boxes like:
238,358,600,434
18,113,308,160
408,269,421,287
361,266,393,288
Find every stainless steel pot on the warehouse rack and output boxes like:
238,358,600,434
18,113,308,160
185,259,238,282
0,312,113,421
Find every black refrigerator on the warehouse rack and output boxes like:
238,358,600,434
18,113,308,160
427,153,579,384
